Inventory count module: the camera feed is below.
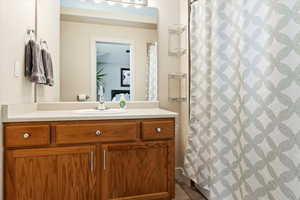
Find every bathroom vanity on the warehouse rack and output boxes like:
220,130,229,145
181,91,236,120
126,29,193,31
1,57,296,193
2,107,176,200
1,0,177,199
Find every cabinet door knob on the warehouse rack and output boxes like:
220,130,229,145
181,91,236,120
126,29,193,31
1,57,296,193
96,130,103,136
23,133,31,139
156,128,162,133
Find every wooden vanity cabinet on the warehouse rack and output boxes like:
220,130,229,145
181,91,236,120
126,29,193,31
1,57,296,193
5,145,97,200
100,141,174,200
4,119,175,200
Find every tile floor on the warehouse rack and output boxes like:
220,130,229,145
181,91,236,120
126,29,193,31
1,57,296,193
175,184,191,200
175,172,207,200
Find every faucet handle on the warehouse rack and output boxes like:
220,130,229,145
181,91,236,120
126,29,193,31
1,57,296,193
97,101,106,110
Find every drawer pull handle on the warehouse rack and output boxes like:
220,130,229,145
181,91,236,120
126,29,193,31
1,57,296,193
103,150,106,170
90,151,94,173
23,133,31,139
156,128,162,133
96,130,103,136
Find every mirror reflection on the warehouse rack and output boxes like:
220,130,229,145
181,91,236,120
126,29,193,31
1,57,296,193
96,42,131,101
59,0,158,102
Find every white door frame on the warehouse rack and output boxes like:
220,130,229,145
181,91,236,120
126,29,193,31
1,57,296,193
90,37,135,101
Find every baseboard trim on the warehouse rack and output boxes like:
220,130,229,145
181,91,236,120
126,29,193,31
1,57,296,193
175,167,184,174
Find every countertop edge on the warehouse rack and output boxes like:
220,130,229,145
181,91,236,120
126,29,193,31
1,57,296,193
2,109,178,123
3,115,177,123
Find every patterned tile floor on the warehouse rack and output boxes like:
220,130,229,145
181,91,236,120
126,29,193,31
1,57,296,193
175,172,207,200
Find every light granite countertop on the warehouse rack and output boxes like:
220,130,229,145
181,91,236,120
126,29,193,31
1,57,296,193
2,108,177,122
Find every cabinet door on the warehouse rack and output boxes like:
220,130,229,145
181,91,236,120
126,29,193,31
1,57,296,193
57,146,97,200
100,141,174,200
5,145,96,200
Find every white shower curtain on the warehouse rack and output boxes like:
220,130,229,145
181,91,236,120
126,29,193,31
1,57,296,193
185,0,300,200
146,42,158,101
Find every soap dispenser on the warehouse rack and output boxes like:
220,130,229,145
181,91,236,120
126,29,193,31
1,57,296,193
119,94,127,109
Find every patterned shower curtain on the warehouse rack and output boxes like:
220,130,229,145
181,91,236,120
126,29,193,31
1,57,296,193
184,0,300,200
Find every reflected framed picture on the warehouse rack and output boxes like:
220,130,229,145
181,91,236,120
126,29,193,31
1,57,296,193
121,68,130,87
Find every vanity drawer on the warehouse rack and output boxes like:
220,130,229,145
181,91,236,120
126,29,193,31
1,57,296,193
54,121,139,144
5,125,50,147
142,120,175,140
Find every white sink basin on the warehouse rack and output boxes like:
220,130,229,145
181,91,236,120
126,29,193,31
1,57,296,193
72,109,126,115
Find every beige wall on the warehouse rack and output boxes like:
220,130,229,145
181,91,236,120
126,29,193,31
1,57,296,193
60,21,157,101
0,0,36,105
0,0,60,105
149,0,185,167
151,1,181,112
149,0,190,168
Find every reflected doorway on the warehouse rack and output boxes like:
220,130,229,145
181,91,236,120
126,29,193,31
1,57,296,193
96,42,131,102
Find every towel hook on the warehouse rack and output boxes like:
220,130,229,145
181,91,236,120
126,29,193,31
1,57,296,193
26,29,35,42
26,29,35,35
40,39,49,50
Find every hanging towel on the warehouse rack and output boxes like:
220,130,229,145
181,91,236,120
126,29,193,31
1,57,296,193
25,40,47,84
41,49,54,86
25,40,33,77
